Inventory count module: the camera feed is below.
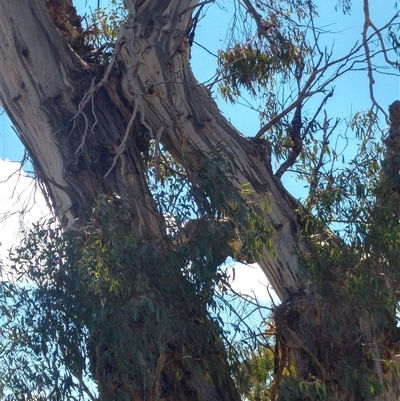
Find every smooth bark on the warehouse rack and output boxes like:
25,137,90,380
0,0,399,400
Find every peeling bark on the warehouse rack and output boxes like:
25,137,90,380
1,0,399,400
123,0,310,300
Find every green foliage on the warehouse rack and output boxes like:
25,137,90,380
278,375,328,401
150,144,275,266
0,144,276,400
235,345,275,401
218,33,308,102
0,221,92,400
300,108,399,319
217,0,314,123
84,1,126,47
0,195,221,399
295,105,400,398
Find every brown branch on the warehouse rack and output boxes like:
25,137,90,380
360,0,400,70
275,102,303,178
362,0,387,120
253,8,397,140
362,0,400,122
254,54,322,140
241,0,276,52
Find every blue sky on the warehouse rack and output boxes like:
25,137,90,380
1,0,398,169
193,0,399,133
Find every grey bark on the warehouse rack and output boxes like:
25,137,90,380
0,0,399,400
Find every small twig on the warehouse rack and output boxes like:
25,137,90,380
281,336,326,381
254,63,320,139
267,283,277,308
71,34,124,124
104,101,139,178
192,40,219,58
75,90,98,156
302,89,334,139
255,11,397,140
70,78,97,155
69,11,137,141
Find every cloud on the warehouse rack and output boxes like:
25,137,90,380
216,261,279,338
226,261,278,305
0,159,50,276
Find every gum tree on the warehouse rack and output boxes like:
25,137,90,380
0,0,399,400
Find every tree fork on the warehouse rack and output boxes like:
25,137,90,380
1,0,400,400
0,1,242,400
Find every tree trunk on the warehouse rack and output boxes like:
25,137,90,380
0,0,399,400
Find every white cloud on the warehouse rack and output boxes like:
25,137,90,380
226,261,278,304
217,262,279,338
0,159,50,276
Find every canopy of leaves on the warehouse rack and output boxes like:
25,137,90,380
1,0,399,399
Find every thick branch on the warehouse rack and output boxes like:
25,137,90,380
120,0,311,300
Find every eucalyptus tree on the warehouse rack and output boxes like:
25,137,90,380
0,0,399,400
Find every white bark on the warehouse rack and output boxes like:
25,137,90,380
0,0,165,238
0,0,84,218
1,0,399,400
115,0,311,300
0,0,310,300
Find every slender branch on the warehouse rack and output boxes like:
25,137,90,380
71,373,97,401
241,0,272,43
254,10,397,140
104,100,139,178
302,89,334,139
307,111,340,208
254,49,324,140
275,102,303,178
270,338,288,401
178,0,214,17
362,0,387,121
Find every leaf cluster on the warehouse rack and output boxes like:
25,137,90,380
0,143,277,399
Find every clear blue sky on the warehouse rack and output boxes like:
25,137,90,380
1,0,399,180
